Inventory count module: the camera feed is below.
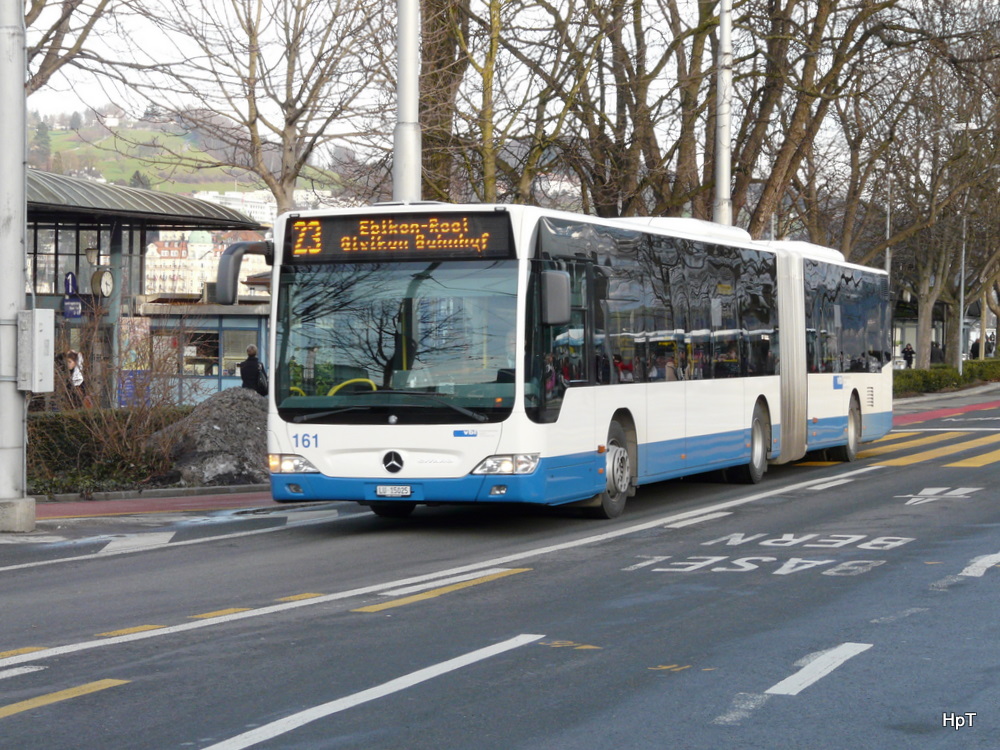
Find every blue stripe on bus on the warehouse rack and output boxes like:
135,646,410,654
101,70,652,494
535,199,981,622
805,410,892,450
270,412,890,508
270,451,606,506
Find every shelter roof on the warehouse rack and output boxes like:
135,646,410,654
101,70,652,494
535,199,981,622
27,169,260,230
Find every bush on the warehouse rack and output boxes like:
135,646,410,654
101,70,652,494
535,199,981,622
27,406,193,497
893,359,1000,397
963,359,1000,383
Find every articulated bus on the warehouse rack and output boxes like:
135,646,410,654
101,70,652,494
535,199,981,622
217,204,892,519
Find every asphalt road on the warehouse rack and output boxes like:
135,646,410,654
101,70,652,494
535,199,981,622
3,390,1000,749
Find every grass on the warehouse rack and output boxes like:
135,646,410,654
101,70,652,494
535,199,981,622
45,125,261,194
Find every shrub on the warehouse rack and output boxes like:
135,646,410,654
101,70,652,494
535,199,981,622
963,359,1000,383
27,406,193,497
892,367,963,396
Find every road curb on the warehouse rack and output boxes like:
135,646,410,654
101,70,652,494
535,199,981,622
42,484,270,504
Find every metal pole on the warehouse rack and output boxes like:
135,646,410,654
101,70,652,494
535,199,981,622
713,0,733,226
959,215,966,376
0,6,34,531
884,173,892,276
393,0,422,202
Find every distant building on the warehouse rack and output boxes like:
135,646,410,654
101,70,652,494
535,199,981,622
192,189,361,227
145,230,269,298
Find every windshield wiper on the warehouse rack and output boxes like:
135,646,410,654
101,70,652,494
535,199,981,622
291,406,368,423
377,389,489,423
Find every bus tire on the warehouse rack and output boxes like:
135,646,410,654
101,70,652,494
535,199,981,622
731,402,769,484
585,421,631,519
369,502,416,519
829,396,861,462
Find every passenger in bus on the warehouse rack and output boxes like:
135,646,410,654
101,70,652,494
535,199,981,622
613,354,634,382
689,346,706,379
544,353,558,395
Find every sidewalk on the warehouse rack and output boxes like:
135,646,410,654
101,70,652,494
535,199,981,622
29,382,1000,521
35,486,279,520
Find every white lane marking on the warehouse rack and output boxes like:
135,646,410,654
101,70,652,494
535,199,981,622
765,642,872,696
929,576,962,591
712,692,770,725
621,556,671,571
808,479,854,491
870,608,928,624
203,633,545,750
0,666,46,681
0,510,346,573
99,532,177,554
0,536,67,544
960,552,1000,577
0,466,885,669
664,511,732,528
894,428,1000,432
381,568,513,596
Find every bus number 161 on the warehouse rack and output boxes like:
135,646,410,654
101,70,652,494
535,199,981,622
292,433,319,449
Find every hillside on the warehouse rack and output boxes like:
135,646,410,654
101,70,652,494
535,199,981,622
33,121,264,195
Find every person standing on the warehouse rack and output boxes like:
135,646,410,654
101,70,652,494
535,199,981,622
66,350,85,407
902,343,915,369
239,345,267,395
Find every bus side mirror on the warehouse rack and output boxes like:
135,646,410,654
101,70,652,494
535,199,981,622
216,241,273,304
542,270,572,326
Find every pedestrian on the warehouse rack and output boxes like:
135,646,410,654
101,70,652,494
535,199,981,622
902,343,915,369
239,345,268,396
66,350,86,407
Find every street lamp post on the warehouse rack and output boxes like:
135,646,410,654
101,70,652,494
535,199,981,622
959,214,967,376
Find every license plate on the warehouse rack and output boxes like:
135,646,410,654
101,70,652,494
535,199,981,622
376,485,412,497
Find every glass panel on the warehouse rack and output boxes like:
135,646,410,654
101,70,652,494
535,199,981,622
275,260,518,424
224,330,258,375
36,228,56,294
183,330,220,376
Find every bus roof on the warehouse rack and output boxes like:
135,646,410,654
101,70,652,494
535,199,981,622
756,239,845,263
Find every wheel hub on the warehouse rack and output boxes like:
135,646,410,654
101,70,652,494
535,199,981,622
606,444,630,495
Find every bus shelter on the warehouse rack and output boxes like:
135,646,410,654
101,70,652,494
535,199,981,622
24,169,263,406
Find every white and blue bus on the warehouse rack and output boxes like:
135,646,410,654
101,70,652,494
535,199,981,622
217,204,892,518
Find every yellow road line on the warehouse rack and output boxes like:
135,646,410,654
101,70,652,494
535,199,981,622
873,431,920,443
946,447,1000,467
277,593,325,602
97,625,164,637
0,679,129,720
876,433,1000,466
858,432,965,458
352,568,531,613
189,608,251,619
0,647,46,659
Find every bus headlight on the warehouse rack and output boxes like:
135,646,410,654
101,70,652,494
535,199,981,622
472,454,540,475
269,454,320,474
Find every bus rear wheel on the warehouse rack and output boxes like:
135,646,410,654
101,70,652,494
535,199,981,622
369,502,416,519
730,403,769,484
829,396,861,462
585,421,631,519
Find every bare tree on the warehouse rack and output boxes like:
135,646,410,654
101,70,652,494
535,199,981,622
25,0,119,96
78,0,393,213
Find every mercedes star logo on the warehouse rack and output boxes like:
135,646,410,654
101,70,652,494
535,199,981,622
383,451,404,473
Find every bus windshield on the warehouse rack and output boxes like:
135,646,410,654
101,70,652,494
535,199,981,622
274,259,518,424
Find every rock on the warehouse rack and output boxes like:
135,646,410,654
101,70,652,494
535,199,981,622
148,387,268,486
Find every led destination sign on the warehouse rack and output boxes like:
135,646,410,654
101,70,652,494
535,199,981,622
288,212,513,262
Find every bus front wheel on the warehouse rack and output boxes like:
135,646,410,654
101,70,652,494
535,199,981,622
585,421,631,519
